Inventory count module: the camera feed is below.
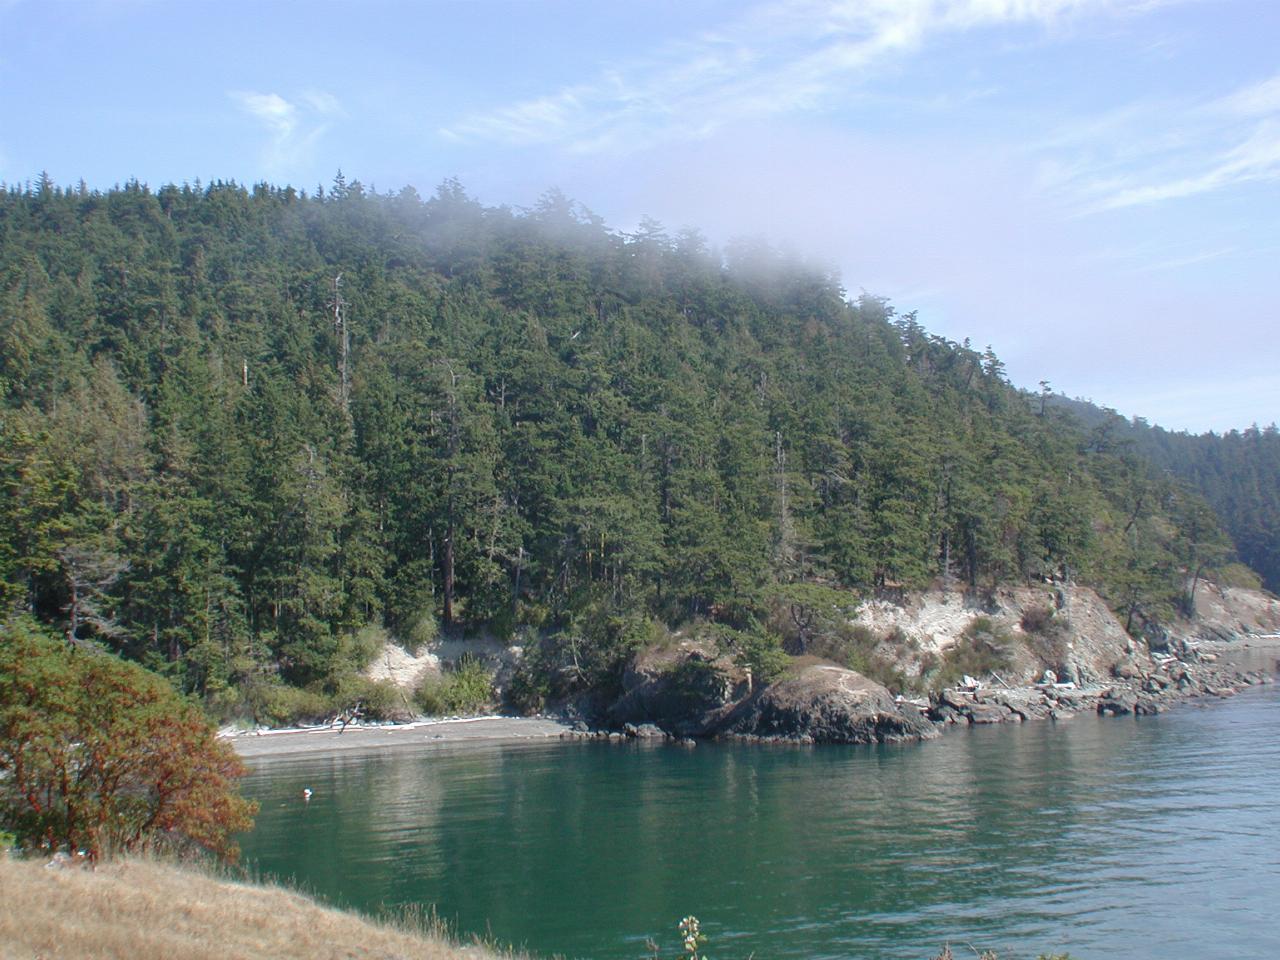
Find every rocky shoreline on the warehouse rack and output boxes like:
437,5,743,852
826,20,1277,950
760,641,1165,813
229,636,1279,760
925,644,1275,728
245,585,1278,758
555,634,1280,747
553,583,1280,746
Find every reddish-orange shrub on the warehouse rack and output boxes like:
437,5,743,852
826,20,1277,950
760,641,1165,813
0,619,256,861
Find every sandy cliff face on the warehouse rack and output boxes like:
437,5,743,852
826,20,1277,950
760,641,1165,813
1182,583,1280,641
365,642,441,688
850,584,1139,684
365,635,520,691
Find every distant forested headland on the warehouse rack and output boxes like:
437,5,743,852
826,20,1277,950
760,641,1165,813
1,173,1273,720
1051,396,1280,597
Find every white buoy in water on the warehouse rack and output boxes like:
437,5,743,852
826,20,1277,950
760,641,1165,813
303,787,313,801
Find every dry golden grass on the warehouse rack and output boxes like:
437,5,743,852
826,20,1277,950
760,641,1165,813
0,856,498,960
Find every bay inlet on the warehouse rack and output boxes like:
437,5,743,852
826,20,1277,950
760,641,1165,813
240,673,1280,960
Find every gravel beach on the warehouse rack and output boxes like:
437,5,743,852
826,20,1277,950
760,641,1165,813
229,716,575,761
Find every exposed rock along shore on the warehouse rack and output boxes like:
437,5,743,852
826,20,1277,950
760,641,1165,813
588,645,939,746
923,643,1275,729
231,634,1277,760
562,583,1280,747
294,581,1279,756
562,638,1276,747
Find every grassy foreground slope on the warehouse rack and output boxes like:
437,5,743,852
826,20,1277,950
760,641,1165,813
0,857,494,960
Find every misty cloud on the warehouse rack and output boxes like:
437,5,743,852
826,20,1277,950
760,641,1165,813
5,0,1273,431
230,89,342,175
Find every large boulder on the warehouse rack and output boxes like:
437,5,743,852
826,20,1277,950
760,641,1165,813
928,687,1030,725
1096,688,1138,716
967,699,1019,724
718,663,937,744
609,639,751,736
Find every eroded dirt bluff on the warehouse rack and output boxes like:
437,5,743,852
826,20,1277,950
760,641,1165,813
1179,582,1280,642
850,584,1138,684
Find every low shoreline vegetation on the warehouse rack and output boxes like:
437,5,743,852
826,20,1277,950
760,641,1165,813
415,652,497,716
930,617,1018,689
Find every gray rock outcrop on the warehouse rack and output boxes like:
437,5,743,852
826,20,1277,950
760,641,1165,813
609,639,751,737
719,663,938,744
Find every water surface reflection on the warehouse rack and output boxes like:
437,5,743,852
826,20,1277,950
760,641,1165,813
242,686,1280,960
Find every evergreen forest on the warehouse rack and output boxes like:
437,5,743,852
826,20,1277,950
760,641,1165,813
0,174,1263,721
1052,396,1280,595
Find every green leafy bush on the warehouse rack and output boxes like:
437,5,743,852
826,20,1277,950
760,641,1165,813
1214,562,1263,591
846,649,915,696
346,625,390,671
930,617,1017,689
804,622,875,663
881,625,918,652
246,682,333,728
505,633,553,713
402,610,439,655
711,624,789,684
414,654,495,716
329,674,413,723
762,586,921,691
506,607,661,711
1019,605,1055,633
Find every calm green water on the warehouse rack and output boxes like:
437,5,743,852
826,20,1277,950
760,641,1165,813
240,675,1280,959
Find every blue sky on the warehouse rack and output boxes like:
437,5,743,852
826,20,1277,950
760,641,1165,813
2,0,1277,433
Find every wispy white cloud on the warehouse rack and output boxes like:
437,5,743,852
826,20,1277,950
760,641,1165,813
1037,71,1280,212
1126,245,1237,273
1098,121,1280,208
1216,73,1280,118
230,89,343,175
441,0,1168,153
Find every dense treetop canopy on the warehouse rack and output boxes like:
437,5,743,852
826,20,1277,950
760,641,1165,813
0,175,1255,718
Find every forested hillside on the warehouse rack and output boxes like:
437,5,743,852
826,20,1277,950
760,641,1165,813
0,175,1244,719
1053,397,1280,594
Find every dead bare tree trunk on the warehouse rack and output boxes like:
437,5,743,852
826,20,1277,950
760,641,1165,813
442,522,455,627
331,274,350,415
